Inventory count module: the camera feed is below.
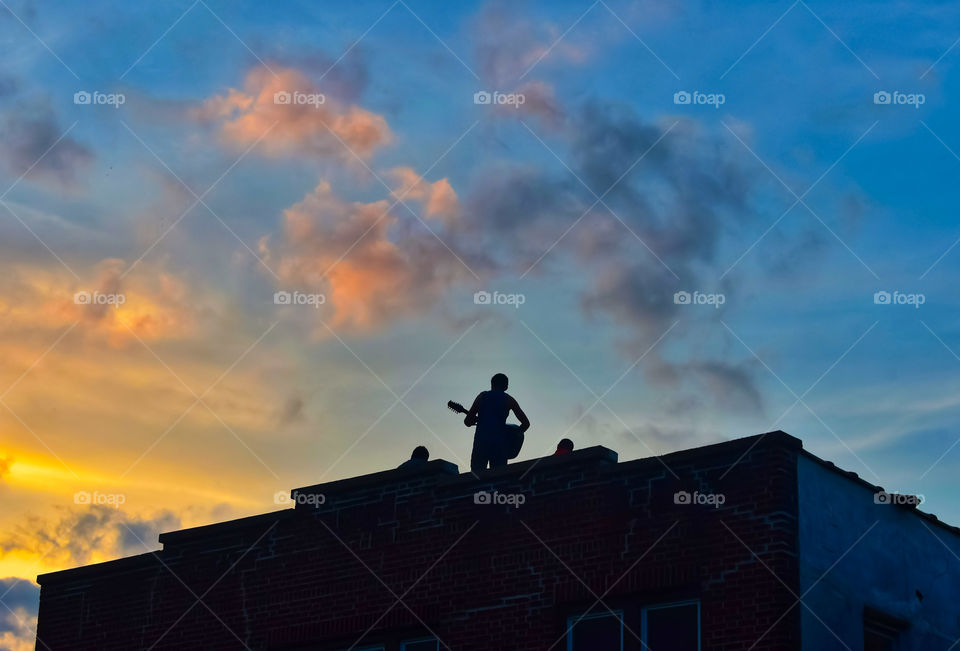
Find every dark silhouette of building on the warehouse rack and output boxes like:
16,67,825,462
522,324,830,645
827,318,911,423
35,431,960,650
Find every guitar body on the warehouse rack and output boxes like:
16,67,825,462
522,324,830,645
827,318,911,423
503,424,524,459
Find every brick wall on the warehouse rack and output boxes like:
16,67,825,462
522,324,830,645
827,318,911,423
36,432,803,650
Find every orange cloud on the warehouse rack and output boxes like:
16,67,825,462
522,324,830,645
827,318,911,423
64,259,196,344
196,67,392,160
0,259,202,346
387,166,460,223
264,180,469,332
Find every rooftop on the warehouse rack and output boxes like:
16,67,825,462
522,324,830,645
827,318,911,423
37,429,957,586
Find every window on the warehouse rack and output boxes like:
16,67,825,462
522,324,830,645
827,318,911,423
864,607,907,651
401,638,439,651
864,628,896,651
567,611,624,651
641,601,700,651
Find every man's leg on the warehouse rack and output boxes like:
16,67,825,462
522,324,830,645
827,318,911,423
488,435,508,470
470,435,489,473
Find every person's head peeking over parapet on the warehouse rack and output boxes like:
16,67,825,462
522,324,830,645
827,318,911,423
398,445,429,470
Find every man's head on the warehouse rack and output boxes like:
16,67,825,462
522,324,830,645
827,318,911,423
491,373,509,391
411,446,429,461
556,438,574,454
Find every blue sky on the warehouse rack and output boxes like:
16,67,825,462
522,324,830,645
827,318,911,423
2,1,960,648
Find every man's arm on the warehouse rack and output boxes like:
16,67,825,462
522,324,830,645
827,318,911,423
508,396,530,432
464,393,481,427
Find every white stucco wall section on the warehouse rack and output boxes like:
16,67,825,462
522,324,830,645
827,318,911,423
798,454,960,650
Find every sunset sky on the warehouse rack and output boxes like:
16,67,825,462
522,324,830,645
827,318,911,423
3,1,960,648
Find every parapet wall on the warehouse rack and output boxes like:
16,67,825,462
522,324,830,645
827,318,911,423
37,433,804,650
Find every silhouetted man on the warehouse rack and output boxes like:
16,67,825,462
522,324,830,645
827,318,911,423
398,445,429,470
554,438,574,455
464,373,529,473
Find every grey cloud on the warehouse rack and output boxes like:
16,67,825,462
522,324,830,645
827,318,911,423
459,165,584,268
0,578,38,629
0,577,38,651
456,101,767,413
647,358,765,415
278,394,304,426
471,1,588,87
1,506,180,568
0,102,93,188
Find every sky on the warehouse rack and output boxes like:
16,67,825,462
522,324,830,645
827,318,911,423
2,1,960,648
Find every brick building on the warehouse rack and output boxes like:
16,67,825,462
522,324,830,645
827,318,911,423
35,431,960,650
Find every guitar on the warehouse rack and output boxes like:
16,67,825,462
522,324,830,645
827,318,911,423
447,400,469,415
447,399,524,459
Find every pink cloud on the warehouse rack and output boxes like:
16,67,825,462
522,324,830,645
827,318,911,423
263,181,469,333
196,67,392,160
386,167,460,224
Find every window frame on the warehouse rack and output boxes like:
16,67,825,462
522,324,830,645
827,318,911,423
640,599,701,651
863,606,908,651
565,609,626,651
399,637,440,651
